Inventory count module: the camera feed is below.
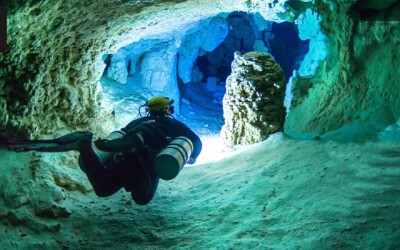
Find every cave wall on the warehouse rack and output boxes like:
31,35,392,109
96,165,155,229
103,15,230,115
1,0,400,246
0,1,289,239
0,0,262,139
1,0,399,140
284,0,400,139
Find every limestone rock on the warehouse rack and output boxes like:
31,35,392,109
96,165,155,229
139,43,181,113
35,205,71,219
203,12,258,79
221,51,286,147
191,65,204,83
285,2,400,139
106,49,128,84
296,8,327,77
1,0,266,139
206,76,219,91
178,16,229,83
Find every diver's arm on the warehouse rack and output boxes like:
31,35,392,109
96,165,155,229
187,133,202,164
95,117,150,152
94,131,144,152
172,120,202,164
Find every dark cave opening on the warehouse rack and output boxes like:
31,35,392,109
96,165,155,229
179,12,310,136
100,11,310,136
193,12,310,85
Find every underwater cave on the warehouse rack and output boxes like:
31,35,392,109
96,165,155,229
100,11,310,137
1,0,400,248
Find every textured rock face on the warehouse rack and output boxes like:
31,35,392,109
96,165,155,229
199,12,258,81
178,16,229,84
296,8,327,77
0,0,291,139
0,0,269,139
0,1,290,247
106,51,128,84
195,12,308,88
3,0,398,141
221,52,286,147
284,1,400,139
1,0,400,248
103,15,229,112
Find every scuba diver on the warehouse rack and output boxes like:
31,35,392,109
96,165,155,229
7,97,202,205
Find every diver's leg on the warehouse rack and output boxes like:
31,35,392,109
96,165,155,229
78,145,123,197
130,164,159,205
130,149,159,205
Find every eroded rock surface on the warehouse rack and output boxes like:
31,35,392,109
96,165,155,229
285,1,400,139
0,0,273,139
1,0,400,249
221,51,286,147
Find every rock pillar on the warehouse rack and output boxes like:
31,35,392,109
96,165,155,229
221,51,286,147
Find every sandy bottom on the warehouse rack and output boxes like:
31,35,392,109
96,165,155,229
1,132,400,249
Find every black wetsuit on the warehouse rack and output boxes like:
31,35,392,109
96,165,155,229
79,115,202,205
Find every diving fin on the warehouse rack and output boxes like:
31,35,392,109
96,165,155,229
7,132,93,153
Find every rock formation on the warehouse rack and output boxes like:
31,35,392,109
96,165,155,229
1,0,282,139
1,0,400,248
284,0,400,139
178,16,229,84
221,51,286,147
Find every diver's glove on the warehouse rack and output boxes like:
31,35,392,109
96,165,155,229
95,133,144,152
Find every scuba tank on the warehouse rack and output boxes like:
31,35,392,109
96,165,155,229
154,136,193,180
